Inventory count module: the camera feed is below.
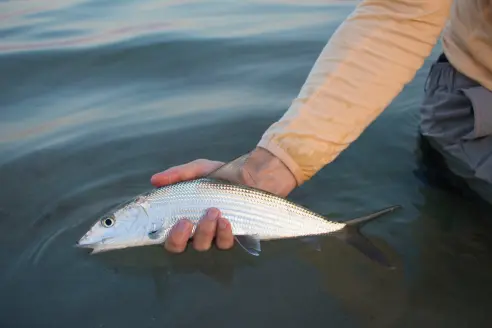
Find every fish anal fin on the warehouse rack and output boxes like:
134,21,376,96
235,235,261,256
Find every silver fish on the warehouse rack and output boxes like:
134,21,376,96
77,160,401,267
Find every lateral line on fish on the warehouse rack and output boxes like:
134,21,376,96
77,174,402,268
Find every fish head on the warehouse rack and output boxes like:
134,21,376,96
77,198,157,253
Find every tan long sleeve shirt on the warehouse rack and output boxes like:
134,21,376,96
257,0,492,185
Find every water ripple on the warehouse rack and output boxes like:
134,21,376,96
0,0,352,55
3,1,492,327
0,22,173,54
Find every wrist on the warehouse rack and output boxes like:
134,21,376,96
242,147,297,197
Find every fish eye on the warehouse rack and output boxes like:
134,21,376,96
101,216,115,228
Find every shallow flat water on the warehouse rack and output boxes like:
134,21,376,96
1,1,492,327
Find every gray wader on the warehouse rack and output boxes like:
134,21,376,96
419,53,492,205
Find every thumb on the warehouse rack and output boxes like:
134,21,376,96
151,159,224,187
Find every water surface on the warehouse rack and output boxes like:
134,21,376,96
2,1,492,327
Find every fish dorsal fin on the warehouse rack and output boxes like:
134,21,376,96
205,153,284,200
235,235,261,256
206,153,257,185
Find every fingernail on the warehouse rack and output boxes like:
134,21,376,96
177,220,189,232
151,171,176,185
207,208,219,219
150,173,166,184
218,218,227,230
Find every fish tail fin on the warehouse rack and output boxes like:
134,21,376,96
333,205,402,268
344,205,401,227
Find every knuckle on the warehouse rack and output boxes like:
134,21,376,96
193,238,212,251
216,233,234,249
165,236,184,252
198,228,215,240
216,239,234,250
194,243,211,252
192,158,208,166
193,227,216,251
165,242,184,253
198,217,217,233
216,225,234,250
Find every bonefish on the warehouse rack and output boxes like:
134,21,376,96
77,156,401,267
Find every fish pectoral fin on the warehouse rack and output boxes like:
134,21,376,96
148,227,169,243
235,235,261,256
90,247,109,255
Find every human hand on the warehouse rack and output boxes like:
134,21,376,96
151,159,232,253
150,147,297,253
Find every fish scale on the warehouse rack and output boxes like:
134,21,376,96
145,178,341,239
77,175,401,267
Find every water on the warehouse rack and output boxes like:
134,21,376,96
1,1,492,327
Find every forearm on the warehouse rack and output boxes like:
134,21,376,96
258,0,452,185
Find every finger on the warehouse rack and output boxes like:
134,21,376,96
192,208,220,251
150,159,224,187
215,217,234,250
164,219,193,253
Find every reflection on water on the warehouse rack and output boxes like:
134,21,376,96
0,0,352,53
1,1,492,327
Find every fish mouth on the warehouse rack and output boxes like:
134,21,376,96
75,237,113,249
75,240,98,249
